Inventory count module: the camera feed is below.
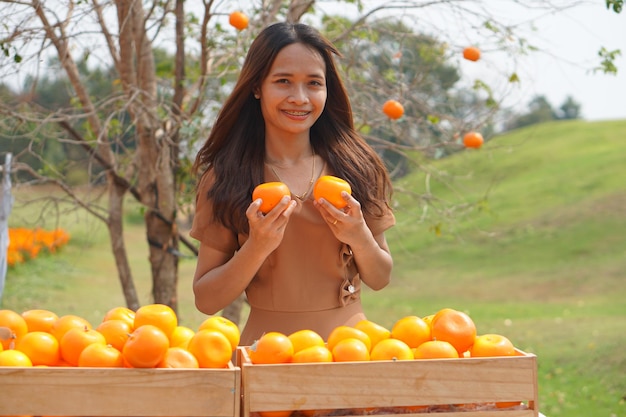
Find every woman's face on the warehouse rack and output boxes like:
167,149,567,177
258,42,327,140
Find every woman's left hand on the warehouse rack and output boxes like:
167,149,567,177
314,192,369,244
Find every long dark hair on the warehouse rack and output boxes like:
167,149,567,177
193,22,393,234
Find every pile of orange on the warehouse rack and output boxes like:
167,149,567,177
246,307,518,365
7,227,70,267
0,305,239,369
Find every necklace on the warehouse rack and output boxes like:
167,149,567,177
267,153,316,201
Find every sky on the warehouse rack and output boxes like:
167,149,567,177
322,1,626,122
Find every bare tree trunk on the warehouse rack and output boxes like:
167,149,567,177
108,177,140,311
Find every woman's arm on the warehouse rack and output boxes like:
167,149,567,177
314,193,393,290
193,195,297,314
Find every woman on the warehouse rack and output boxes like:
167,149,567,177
190,22,395,345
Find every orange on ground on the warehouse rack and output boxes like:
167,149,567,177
412,340,459,359
15,331,60,366
470,334,516,357
430,308,477,356
313,176,351,209
463,46,481,62
133,304,178,340
288,329,325,353
228,11,249,31
158,346,200,369
96,319,131,352
0,349,33,366
0,309,28,350
102,306,136,329
247,331,294,365
382,99,404,120
253,182,291,214
292,345,333,363
60,327,107,367
354,319,391,351
170,325,195,349
50,314,93,343
21,309,59,333
78,343,124,368
390,315,432,349
370,338,414,361
122,324,170,368
463,131,484,149
198,316,240,351
188,329,233,368
331,338,370,362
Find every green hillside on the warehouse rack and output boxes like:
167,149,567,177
362,119,626,417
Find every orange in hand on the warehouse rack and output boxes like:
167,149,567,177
382,99,404,119
253,182,291,214
229,11,249,31
313,176,351,209
463,46,481,62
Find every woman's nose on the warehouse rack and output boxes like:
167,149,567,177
288,85,309,104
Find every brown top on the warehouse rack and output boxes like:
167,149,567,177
190,167,395,345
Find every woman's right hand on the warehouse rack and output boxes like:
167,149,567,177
246,195,297,254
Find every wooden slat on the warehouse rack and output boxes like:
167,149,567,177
238,348,538,417
0,365,241,417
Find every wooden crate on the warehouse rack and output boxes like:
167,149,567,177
238,348,538,417
0,362,241,417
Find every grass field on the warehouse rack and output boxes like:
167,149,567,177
3,119,626,417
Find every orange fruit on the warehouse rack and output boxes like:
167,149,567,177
331,338,370,362
0,309,29,349
288,329,325,354
258,412,293,417
102,306,136,329
382,99,404,120
495,401,523,409
412,340,459,359
78,343,124,368
21,309,59,333
292,345,333,363
158,346,200,368
15,331,60,366
133,304,178,339
463,46,481,62
170,325,195,349
390,315,432,349
228,11,249,31
95,319,131,352
187,329,233,368
60,327,107,366
463,131,484,149
354,319,391,351
326,325,371,352
0,349,33,366
248,331,294,364
50,314,93,343
370,338,414,361
252,182,291,214
122,324,170,368
470,334,516,357
198,316,240,351
430,308,477,356
422,314,435,328
313,176,351,209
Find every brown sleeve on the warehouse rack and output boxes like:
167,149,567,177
189,172,240,254
364,207,396,236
